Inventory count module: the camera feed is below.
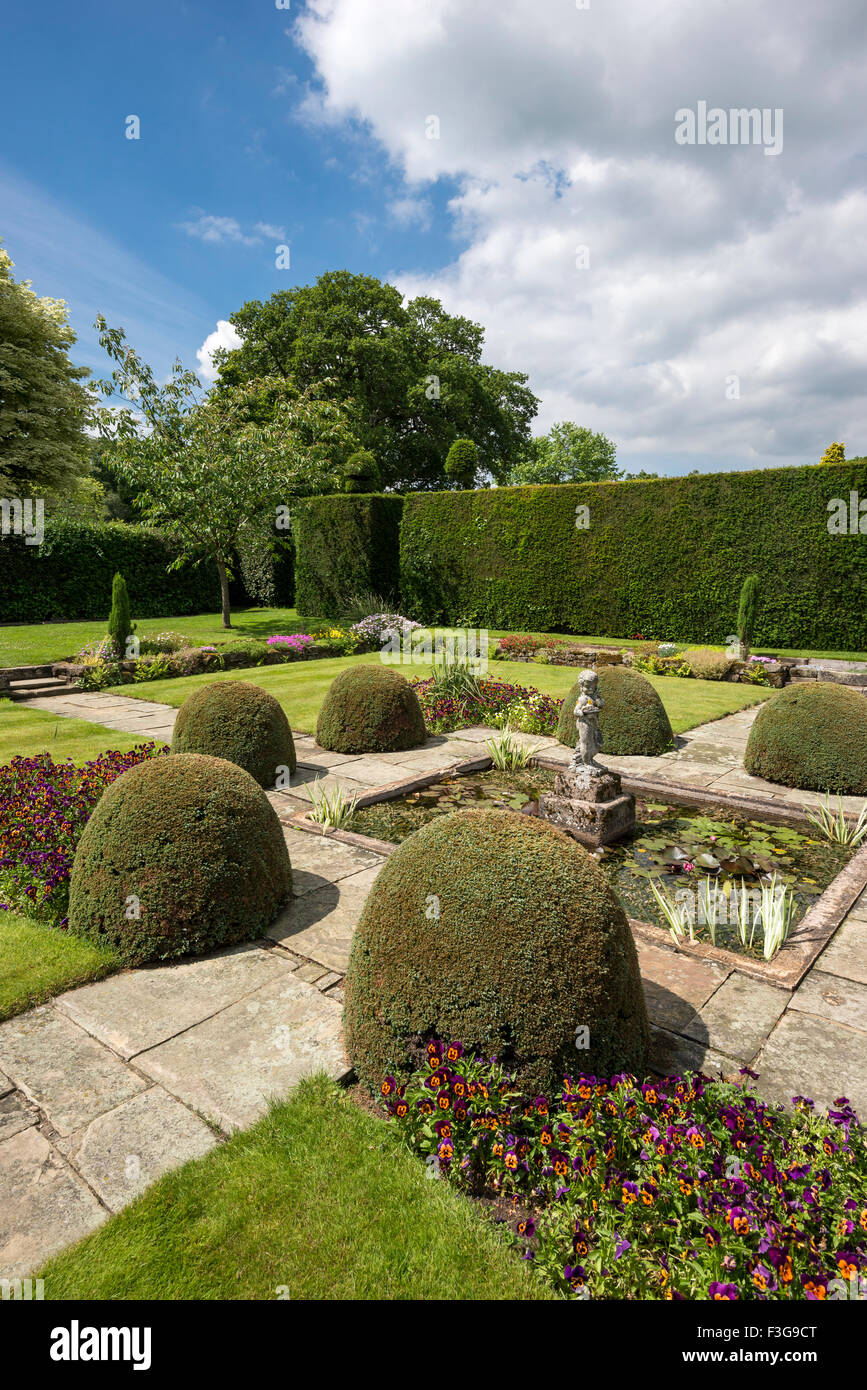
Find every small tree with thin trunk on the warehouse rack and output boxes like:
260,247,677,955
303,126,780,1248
93,319,355,628
737,574,761,662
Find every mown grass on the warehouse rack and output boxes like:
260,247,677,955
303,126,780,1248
0,700,168,765
0,607,315,668
0,911,119,1022
39,1074,553,1301
2,607,864,669
118,654,768,736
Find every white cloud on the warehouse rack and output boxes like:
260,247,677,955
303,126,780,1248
254,221,287,240
294,0,867,466
196,319,243,382
180,215,286,248
180,214,261,246
386,196,432,231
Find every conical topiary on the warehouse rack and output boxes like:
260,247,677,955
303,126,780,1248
107,572,135,658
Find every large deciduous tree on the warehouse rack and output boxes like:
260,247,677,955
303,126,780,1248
94,318,355,627
0,244,92,495
212,270,538,491
508,422,620,486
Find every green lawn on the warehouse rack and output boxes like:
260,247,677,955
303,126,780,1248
0,654,767,772
0,911,119,1022
0,700,168,765
39,1073,551,1301
119,653,769,736
0,607,315,668
3,606,865,669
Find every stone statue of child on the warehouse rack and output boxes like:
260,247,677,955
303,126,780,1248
571,668,605,776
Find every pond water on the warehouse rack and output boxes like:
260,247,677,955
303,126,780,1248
351,767,851,958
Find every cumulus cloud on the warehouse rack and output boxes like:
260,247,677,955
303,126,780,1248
196,319,243,382
294,0,867,467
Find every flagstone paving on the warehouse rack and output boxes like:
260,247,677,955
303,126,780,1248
2,695,866,1279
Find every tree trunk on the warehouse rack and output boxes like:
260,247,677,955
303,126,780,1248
216,558,232,629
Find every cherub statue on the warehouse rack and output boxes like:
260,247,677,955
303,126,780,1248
570,668,605,775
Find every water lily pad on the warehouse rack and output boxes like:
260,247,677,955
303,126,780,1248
694,851,721,870
661,846,692,865
719,855,758,877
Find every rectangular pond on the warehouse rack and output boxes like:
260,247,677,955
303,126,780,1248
349,766,854,961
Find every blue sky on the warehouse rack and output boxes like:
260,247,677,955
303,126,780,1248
2,0,865,474
1,1,459,382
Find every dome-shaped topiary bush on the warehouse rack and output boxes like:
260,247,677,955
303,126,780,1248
744,682,867,794
345,808,650,1095
316,664,426,754
171,680,296,788
68,753,292,965
557,665,673,756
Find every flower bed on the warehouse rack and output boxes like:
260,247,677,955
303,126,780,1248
266,634,316,654
0,745,166,925
350,613,421,645
62,625,372,690
411,677,562,735
383,1043,866,1301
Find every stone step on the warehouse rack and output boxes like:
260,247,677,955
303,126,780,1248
7,677,73,701
789,666,867,686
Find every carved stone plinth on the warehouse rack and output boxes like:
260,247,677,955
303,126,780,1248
539,766,636,848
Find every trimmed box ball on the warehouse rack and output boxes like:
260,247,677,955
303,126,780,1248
68,753,292,965
316,664,426,754
171,680,296,788
744,682,867,794
557,665,673,756
344,808,650,1095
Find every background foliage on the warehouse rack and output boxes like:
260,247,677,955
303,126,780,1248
0,520,220,626
292,493,403,618
399,462,867,647
292,463,866,648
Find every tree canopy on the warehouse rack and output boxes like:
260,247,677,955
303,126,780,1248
0,244,92,495
213,270,538,491
507,422,620,486
94,318,356,626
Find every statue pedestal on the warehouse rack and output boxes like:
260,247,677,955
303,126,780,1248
539,765,635,848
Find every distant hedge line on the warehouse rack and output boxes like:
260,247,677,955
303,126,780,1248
294,464,867,649
0,520,221,624
400,463,867,647
292,494,403,618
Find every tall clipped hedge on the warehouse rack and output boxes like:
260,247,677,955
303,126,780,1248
292,493,403,619
0,519,220,624
399,463,867,649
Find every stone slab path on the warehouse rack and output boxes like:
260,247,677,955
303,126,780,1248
3,693,866,1279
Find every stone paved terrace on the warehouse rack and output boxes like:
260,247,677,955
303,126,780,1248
2,692,865,1277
